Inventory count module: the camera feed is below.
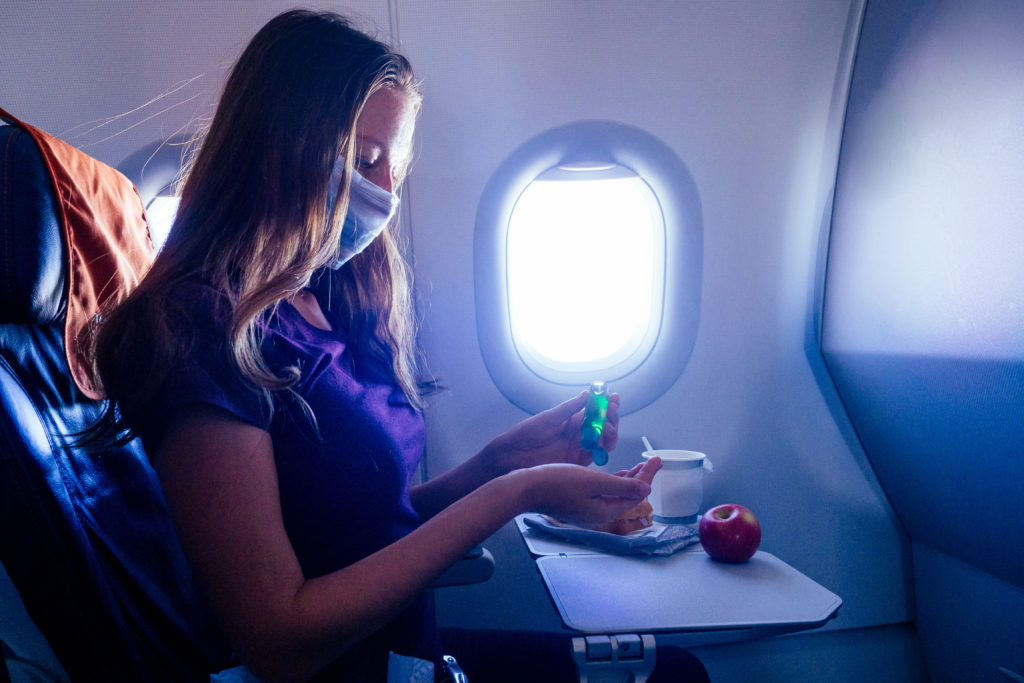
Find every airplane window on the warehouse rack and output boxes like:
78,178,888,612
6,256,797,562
507,163,663,378
475,121,702,415
144,195,179,250
118,136,190,252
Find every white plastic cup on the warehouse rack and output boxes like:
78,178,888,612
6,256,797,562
642,450,711,524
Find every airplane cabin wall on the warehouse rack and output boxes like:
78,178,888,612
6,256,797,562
823,0,1024,679
0,1,929,680
398,0,912,642
0,1,396,169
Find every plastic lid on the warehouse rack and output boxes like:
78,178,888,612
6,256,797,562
642,450,706,468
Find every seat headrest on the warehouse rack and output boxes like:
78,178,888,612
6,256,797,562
0,120,67,324
0,109,156,399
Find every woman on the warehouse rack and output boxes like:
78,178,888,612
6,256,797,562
91,9,660,682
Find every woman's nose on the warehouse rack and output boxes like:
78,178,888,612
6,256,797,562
365,166,394,193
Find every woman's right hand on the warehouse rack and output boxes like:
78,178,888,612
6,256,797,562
520,457,660,527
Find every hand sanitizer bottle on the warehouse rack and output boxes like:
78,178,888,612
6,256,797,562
579,381,610,465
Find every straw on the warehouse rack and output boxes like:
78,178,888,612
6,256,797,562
642,436,654,454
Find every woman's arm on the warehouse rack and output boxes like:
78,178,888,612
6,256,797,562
410,391,621,520
155,404,649,683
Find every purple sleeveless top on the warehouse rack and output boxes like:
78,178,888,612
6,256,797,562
132,278,439,681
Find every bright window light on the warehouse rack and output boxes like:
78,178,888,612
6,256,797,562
507,164,663,372
145,196,180,250
475,120,701,414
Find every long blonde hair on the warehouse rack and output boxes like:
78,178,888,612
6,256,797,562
92,9,433,439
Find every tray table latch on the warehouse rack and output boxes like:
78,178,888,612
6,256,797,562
571,633,656,682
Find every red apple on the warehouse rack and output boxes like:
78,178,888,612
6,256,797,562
698,504,761,563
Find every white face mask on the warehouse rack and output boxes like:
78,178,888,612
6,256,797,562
325,156,400,270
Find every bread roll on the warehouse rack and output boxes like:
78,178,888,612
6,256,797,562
588,499,654,535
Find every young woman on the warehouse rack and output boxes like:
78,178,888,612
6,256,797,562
91,9,660,682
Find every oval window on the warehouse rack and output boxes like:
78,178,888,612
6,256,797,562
118,136,189,252
144,195,180,250
475,120,702,414
507,163,664,378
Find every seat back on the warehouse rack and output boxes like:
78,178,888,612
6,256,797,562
0,117,228,681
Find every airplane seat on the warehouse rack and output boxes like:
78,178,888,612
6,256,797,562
0,112,493,682
0,114,232,681
821,0,1024,680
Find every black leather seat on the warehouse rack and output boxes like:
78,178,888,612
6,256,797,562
0,117,229,681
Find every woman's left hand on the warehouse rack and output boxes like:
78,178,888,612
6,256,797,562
484,391,621,474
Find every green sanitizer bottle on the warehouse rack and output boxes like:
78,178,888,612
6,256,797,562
579,381,610,466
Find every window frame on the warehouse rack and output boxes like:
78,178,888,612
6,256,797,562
474,120,702,415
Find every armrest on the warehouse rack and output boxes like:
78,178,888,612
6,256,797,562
0,561,69,682
433,546,495,588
